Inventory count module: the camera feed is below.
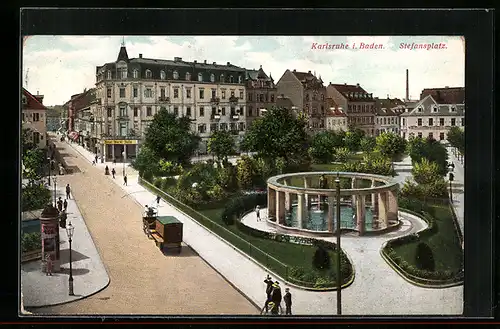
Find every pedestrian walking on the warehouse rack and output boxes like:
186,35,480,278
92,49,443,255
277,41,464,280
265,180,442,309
105,165,110,175
92,160,96,166
45,253,53,276
66,184,71,199
255,205,261,221
123,175,128,186
63,199,68,211
156,195,161,207
113,158,116,165
271,281,282,311
56,197,63,212
95,155,98,164
111,168,116,179
283,288,292,315
264,275,274,312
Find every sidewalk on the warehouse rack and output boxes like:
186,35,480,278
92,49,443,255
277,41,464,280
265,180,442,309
447,148,465,238
21,184,110,309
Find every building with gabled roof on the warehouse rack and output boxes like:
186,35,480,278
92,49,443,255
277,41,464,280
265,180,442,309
245,65,277,127
325,98,348,132
374,97,406,136
420,86,464,104
326,82,376,136
22,88,48,149
276,69,327,132
400,92,464,141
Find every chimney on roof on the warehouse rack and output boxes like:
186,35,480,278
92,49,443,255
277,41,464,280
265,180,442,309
194,60,197,63
406,69,409,101
139,54,143,58
293,69,296,72
344,83,347,85
204,60,207,64
227,62,230,65
356,83,360,87
213,62,216,65
387,94,389,99
308,70,311,74
260,65,262,69
174,57,182,62
445,86,449,88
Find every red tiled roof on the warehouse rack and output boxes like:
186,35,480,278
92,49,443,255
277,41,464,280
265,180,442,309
329,83,368,94
326,108,347,117
22,88,46,111
291,70,315,82
420,87,464,104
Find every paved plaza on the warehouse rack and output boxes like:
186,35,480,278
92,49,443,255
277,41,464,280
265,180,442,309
21,186,109,309
57,136,463,315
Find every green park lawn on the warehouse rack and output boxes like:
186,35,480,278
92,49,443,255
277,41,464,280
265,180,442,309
392,203,463,273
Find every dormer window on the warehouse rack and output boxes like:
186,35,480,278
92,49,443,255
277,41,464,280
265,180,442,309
133,69,139,79
185,72,191,81
210,74,215,82
238,75,242,83
198,73,203,82
107,71,112,79
230,75,234,83
173,71,179,80
417,107,423,113
220,74,224,82
450,106,456,112
432,106,438,113
160,70,166,80
145,70,152,79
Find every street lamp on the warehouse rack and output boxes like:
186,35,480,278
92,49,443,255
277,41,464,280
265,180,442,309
65,221,75,296
335,172,342,315
52,176,57,206
121,151,126,176
47,157,51,186
448,163,454,203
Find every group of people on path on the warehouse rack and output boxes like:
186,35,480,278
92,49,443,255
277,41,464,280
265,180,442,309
104,165,127,185
260,275,292,315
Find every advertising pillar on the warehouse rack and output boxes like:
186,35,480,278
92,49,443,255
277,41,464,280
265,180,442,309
40,205,61,273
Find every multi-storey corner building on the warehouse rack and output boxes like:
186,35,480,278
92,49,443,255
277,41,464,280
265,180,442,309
69,88,100,153
276,69,327,132
374,97,406,136
400,86,465,141
244,66,277,127
326,83,376,136
93,43,248,161
22,88,47,149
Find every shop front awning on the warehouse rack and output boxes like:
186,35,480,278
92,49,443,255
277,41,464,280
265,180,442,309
68,131,79,141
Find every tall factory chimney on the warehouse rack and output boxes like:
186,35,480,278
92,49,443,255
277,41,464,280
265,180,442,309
406,69,409,101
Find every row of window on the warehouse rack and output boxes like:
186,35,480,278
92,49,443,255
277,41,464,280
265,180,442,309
248,93,275,103
107,69,244,84
106,106,246,118
348,104,375,113
108,86,245,100
305,93,325,101
327,119,347,126
376,117,398,125
415,117,464,127
348,116,374,124
416,106,458,113
198,122,246,134
22,112,43,122
404,132,447,141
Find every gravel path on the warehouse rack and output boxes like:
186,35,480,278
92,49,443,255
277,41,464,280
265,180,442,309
31,138,257,315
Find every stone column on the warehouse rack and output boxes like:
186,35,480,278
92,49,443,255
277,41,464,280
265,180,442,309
123,144,127,162
378,192,388,228
304,177,311,209
351,177,357,208
276,191,286,224
371,179,379,229
297,193,306,229
386,189,399,223
111,144,115,160
283,179,291,213
40,205,61,273
327,194,335,233
267,187,276,221
356,194,366,235
102,143,106,163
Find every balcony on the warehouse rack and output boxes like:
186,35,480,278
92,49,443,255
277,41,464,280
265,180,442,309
116,115,129,121
210,97,220,104
408,125,452,130
158,96,170,103
229,96,239,104
211,114,221,120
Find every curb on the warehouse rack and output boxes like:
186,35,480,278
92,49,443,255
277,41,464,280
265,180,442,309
379,241,463,289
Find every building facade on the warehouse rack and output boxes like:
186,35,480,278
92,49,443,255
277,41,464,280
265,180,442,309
245,65,277,128
276,69,327,132
399,92,465,141
374,98,405,136
22,88,47,149
94,44,248,160
326,83,376,136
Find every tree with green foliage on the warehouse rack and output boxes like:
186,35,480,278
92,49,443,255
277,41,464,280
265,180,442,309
333,147,350,163
22,148,45,182
407,136,448,175
207,130,235,162
236,155,258,190
240,106,309,162
343,128,364,152
360,136,376,153
375,132,407,160
446,126,464,153
412,158,442,185
308,131,342,163
143,108,200,165
22,182,51,211
312,245,331,270
22,128,35,157
415,242,435,271
131,146,160,178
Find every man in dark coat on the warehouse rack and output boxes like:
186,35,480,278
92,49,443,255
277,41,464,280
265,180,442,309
56,197,63,212
63,199,68,211
65,184,71,199
271,281,282,310
264,275,274,312
283,287,292,315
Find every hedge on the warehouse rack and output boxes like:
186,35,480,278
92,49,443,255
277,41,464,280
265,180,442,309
221,192,267,225
21,232,42,253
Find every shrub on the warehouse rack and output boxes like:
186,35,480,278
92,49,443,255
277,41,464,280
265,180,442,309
289,266,306,280
221,192,268,225
142,170,154,182
21,232,42,253
161,177,177,190
314,277,333,288
312,245,331,270
333,147,350,163
153,177,163,188
412,158,442,185
415,242,435,271
21,183,52,212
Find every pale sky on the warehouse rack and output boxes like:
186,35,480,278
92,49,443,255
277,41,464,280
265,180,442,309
22,36,465,106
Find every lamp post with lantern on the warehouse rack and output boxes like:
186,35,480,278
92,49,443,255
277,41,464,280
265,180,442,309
65,221,75,296
335,172,342,315
52,176,57,206
448,163,454,203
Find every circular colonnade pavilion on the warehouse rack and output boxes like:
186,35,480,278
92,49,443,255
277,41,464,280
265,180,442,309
266,172,400,236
